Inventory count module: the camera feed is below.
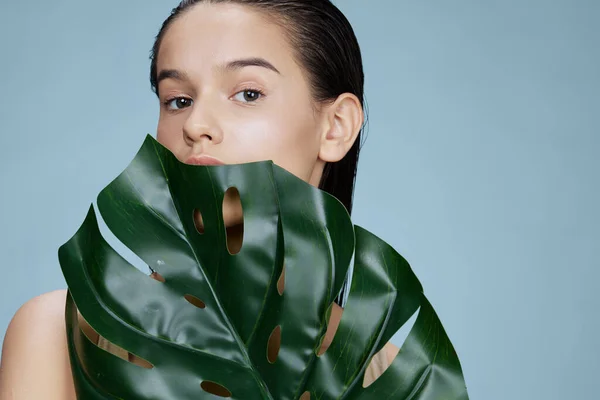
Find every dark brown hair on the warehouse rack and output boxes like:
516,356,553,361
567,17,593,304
150,0,366,215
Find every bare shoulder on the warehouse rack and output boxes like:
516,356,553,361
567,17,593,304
0,289,76,400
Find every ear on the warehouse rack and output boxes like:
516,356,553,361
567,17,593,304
318,93,364,163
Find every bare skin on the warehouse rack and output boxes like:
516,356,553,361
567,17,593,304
0,4,399,398
0,289,398,399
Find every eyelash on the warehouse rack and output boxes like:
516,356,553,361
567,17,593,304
162,87,266,111
162,96,192,111
233,87,266,103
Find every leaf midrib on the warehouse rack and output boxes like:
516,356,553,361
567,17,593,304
152,142,274,399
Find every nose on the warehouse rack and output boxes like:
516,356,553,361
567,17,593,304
182,102,223,145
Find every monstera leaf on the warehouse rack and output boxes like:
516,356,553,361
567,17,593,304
59,135,468,399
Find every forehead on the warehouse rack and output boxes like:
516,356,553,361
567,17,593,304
158,3,294,73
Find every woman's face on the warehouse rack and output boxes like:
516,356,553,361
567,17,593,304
155,3,327,187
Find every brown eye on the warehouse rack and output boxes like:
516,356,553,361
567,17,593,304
243,90,260,101
166,97,193,110
233,89,263,103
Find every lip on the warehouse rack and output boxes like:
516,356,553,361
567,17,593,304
185,154,225,166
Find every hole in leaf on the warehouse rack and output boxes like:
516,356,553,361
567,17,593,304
317,302,343,356
223,187,243,255
94,206,148,273
362,342,400,388
200,381,232,398
150,271,166,283
300,391,311,400
77,311,99,345
362,308,419,388
77,309,153,369
267,325,282,364
277,263,286,296
193,209,205,234
128,353,154,369
184,294,206,309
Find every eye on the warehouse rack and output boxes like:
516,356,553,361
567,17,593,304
164,97,193,111
232,89,264,103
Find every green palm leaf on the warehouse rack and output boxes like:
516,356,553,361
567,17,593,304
59,135,468,399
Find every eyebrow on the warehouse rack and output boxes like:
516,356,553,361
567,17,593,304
156,58,281,86
156,69,190,86
220,57,281,75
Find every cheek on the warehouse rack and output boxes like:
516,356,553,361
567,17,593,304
156,114,185,158
225,108,321,180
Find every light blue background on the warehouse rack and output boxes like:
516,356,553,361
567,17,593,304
1,1,598,398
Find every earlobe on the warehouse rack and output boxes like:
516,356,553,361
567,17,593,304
318,93,363,163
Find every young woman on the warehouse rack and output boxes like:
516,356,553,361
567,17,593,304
0,1,399,398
